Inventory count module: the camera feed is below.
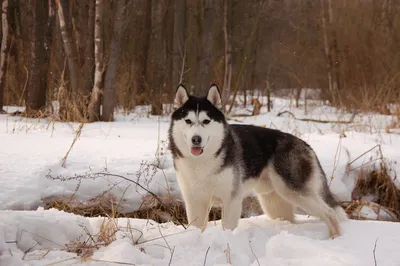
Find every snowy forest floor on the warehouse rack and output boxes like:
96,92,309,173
1,95,400,265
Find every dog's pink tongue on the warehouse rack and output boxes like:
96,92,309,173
191,147,203,156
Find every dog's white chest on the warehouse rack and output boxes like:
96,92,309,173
174,158,235,200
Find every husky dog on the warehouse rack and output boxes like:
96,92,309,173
168,84,348,238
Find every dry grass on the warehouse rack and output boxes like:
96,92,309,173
44,193,262,226
343,145,400,221
342,200,400,222
60,194,122,260
44,192,120,218
63,218,120,260
9,91,91,123
386,106,400,133
352,167,399,211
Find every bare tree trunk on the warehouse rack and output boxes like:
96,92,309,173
172,0,186,87
166,0,174,101
327,0,341,94
195,0,218,94
136,0,152,103
44,0,56,107
25,0,49,113
56,0,79,96
222,0,232,110
102,0,126,121
88,0,103,122
7,0,25,103
148,0,166,116
295,87,302,108
321,0,334,104
227,2,262,114
0,0,9,112
83,0,95,97
266,78,271,112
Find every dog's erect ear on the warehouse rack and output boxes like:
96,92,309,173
207,84,222,109
174,84,189,109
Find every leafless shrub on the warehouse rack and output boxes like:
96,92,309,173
134,160,158,191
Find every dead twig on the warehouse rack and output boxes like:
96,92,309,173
87,259,136,265
136,229,196,245
249,240,260,266
329,135,343,186
373,238,379,266
168,247,175,266
225,243,231,264
22,242,39,260
124,220,143,245
347,144,382,169
44,257,78,266
277,110,357,124
61,122,84,168
158,225,173,254
19,229,64,248
203,247,211,266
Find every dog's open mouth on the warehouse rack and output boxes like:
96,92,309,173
190,146,203,156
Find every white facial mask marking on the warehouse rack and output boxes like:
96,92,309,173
184,111,212,147
172,108,225,158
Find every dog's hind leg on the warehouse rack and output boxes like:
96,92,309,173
256,191,295,223
269,148,344,238
322,182,349,222
250,170,295,223
271,177,342,238
286,192,341,238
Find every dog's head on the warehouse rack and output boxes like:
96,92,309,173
169,84,226,158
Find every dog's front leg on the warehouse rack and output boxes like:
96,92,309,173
177,174,210,230
184,196,210,230
221,197,243,230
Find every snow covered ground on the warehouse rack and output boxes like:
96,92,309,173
1,209,399,266
1,96,400,265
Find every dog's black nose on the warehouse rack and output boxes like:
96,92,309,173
191,135,202,145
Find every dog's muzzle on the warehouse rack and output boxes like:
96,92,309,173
190,135,203,156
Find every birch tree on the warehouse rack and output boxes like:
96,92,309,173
88,0,103,122
321,0,341,106
56,0,79,97
0,0,9,112
222,0,232,110
172,0,186,87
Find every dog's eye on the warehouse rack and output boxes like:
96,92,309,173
185,119,192,125
203,119,211,125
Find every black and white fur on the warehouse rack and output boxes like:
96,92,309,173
168,84,348,238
